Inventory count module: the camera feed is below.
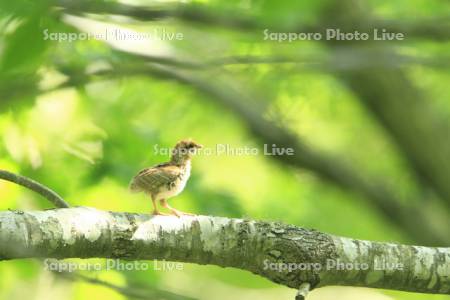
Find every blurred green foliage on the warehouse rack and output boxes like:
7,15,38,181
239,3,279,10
0,0,449,299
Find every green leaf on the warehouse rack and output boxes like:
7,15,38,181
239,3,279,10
0,15,48,74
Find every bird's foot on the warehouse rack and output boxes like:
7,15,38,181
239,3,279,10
152,210,169,216
170,209,195,218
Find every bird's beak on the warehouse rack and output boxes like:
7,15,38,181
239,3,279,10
196,144,203,149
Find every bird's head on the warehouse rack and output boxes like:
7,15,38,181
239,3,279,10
171,139,203,163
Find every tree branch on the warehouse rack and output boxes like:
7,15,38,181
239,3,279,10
58,0,258,30
324,1,450,210
57,0,450,41
0,207,448,295
339,62,450,208
0,170,69,208
115,50,450,71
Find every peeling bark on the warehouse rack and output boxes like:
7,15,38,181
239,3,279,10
0,207,448,294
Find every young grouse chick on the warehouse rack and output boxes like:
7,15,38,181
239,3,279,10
129,139,202,217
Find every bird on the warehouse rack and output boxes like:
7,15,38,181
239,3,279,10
129,139,202,217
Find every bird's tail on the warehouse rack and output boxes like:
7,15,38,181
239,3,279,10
128,178,141,193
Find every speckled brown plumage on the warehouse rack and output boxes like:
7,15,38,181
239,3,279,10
129,139,202,217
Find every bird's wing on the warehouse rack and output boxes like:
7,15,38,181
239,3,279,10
130,164,180,193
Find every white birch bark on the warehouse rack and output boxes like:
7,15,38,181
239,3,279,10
0,207,448,294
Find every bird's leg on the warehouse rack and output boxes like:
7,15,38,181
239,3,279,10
151,195,168,216
160,199,194,217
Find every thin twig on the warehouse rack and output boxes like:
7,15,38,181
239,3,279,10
56,271,196,300
0,170,69,208
295,282,311,300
